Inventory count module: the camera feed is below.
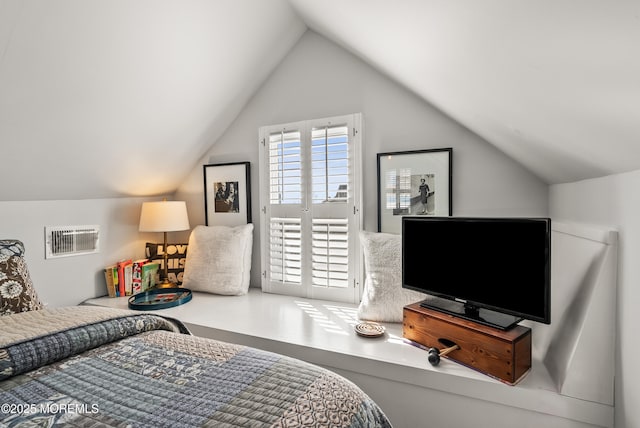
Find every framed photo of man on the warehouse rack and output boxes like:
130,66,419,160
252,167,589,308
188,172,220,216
377,148,452,234
203,162,251,226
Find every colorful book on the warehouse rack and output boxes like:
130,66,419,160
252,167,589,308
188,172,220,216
117,259,132,297
116,262,124,297
132,259,148,294
141,262,159,291
123,262,133,296
112,265,119,297
103,265,118,297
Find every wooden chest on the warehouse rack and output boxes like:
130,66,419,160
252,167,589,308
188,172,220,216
403,303,532,384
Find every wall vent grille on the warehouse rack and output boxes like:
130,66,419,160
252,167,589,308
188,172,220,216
45,225,100,259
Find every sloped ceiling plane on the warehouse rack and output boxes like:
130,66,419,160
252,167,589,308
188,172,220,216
1,0,638,200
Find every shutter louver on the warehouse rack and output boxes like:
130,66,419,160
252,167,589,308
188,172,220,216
311,125,349,204
311,219,349,288
269,218,302,284
269,130,302,205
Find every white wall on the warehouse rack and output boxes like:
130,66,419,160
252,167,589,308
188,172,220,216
0,197,175,307
176,30,549,287
0,30,548,319
550,169,640,428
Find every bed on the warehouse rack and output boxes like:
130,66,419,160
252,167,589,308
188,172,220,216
0,306,392,427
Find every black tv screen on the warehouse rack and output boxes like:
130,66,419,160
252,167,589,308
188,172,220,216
402,216,551,330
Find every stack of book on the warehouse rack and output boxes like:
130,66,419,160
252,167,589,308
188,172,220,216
104,259,159,297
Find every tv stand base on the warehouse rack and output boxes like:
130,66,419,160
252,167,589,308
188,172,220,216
403,303,532,384
418,296,524,330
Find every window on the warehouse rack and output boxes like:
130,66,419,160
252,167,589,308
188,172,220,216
259,114,362,303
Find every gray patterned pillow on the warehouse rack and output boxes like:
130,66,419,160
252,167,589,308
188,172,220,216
357,231,428,322
0,240,44,316
0,240,25,258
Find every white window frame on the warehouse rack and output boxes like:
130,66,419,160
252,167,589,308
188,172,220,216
259,113,363,303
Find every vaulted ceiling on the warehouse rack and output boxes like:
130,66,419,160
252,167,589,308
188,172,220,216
1,0,638,201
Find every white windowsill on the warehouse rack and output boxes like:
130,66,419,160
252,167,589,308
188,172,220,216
82,288,612,428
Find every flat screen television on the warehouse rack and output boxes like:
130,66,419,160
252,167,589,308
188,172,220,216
402,216,551,330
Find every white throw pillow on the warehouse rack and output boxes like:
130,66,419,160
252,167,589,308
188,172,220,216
357,231,428,322
182,224,253,295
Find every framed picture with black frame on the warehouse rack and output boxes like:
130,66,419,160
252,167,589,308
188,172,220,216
377,148,452,233
203,162,252,226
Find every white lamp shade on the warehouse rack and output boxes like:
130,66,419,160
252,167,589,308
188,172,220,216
139,201,190,232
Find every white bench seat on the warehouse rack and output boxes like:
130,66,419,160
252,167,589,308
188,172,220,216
83,289,612,428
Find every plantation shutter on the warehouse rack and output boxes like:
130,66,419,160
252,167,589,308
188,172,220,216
264,127,304,295
311,219,349,288
269,217,302,284
309,123,350,291
269,130,302,205
259,114,362,303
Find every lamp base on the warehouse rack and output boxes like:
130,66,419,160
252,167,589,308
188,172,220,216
156,279,178,289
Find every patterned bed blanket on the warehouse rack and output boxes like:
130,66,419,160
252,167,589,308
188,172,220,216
0,307,391,427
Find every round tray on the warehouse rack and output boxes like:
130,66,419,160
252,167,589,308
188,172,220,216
354,322,386,338
128,288,192,311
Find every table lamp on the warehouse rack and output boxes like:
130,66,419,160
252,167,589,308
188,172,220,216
139,200,190,288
